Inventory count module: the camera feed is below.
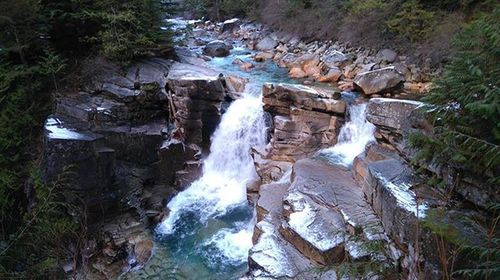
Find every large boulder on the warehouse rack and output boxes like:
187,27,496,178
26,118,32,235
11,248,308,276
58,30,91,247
256,36,278,51
317,67,342,83
322,51,354,68
376,49,398,63
221,18,241,33
203,40,231,57
366,98,423,134
353,67,405,95
262,84,345,161
263,83,346,115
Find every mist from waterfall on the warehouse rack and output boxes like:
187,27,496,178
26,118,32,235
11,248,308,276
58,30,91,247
320,103,375,166
156,93,267,272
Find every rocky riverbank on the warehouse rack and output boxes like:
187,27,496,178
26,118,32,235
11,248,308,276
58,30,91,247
194,18,436,97
41,18,492,279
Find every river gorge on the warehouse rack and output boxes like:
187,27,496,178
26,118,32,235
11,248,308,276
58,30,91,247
40,18,495,280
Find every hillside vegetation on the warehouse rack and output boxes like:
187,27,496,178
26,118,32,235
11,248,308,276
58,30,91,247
182,0,496,64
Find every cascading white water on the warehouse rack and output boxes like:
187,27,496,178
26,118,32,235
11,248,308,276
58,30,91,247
156,93,267,266
320,103,375,166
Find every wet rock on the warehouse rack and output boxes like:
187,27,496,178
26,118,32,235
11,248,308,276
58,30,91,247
254,51,275,62
174,160,203,190
203,40,231,57
249,220,313,279
252,147,293,183
154,139,201,186
167,62,224,146
240,62,255,71
256,36,278,51
224,75,248,98
353,67,405,95
133,239,154,265
232,58,244,65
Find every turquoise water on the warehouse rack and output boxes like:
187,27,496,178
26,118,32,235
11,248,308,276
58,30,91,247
121,22,353,280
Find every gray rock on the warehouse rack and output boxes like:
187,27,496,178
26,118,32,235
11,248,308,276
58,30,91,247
249,220,314,279
376,49,398,63
203,40,231,57
256,36,278,51
221,18,241,33
366,98,423,134
353,67,405,95
322,52,354,68
263,83,346,115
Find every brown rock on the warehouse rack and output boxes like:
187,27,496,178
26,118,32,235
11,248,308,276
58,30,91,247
318,67,342,83
134,239,154,265
254,51,275,62
289,67,307,79
225,75,248,94
240,62,254,71
338,81,354,92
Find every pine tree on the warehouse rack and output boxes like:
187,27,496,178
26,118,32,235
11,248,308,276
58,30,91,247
411,6,500,185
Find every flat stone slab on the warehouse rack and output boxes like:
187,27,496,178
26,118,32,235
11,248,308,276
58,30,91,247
257,182,289,223
167,62,220,82
249,220,313,279
263,83,346,115
281,191,346,265
44,115,102,141
366,98,423,133
290,159,386,242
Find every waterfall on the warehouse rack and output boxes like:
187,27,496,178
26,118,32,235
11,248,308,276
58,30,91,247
320,103,375,166
156,93,267,268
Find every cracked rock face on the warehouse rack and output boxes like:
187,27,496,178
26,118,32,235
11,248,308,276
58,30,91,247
262,83,345,162
166,62,225,146
248,158,393,279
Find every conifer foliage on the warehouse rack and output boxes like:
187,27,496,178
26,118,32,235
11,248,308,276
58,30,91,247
411,6,500,185
0,0,175,277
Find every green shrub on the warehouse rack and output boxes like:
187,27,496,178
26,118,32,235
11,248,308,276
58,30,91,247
386,0,437,43
347,0,388,15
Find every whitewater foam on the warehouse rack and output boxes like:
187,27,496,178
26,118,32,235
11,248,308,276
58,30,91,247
320,103,375,166
156,94,267,264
